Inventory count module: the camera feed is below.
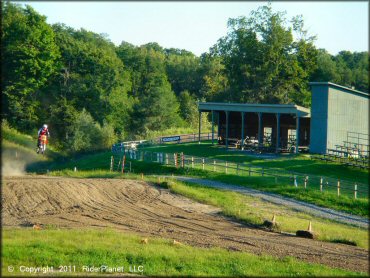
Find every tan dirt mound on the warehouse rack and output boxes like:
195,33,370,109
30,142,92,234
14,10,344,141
2,176,368,273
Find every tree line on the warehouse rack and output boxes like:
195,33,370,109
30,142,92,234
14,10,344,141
2,2,368,153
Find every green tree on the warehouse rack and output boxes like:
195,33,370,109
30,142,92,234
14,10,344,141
69,109,116,152
178,90,199,127
165,48,202,96
44,24,132,146
212,4,318,106
1,3,60,130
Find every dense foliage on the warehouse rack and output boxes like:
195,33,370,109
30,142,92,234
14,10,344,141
2,2,368,152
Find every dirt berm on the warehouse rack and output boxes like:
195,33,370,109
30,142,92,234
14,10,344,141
2,176,368,273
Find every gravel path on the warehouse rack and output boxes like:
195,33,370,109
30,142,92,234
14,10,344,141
166,176,369,229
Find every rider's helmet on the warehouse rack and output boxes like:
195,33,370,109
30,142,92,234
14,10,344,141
43,124,48,129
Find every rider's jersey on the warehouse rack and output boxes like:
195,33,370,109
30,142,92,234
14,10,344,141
38,128,50,140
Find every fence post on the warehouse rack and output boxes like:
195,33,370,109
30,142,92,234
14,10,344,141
121,155,126,173
110,156,114,172
191,157,194,168
337,179,340,196
213,160,216,172
225,161,228,174
354,183,357,199
320,177,323,192
294,175,297,187
202,158,205,170
304,175,308,189
174,153,178,168
181,152,184,168
166,153,169,165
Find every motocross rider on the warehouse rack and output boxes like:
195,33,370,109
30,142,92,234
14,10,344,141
37,124,50,153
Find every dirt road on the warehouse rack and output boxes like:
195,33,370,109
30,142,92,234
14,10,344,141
2,176,368,273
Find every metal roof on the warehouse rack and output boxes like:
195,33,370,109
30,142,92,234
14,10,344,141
198,102,311,117
309,82,369,98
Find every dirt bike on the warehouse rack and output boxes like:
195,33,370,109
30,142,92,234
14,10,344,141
36,135,48,155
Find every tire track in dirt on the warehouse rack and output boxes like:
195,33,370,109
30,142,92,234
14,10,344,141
2,176,368,273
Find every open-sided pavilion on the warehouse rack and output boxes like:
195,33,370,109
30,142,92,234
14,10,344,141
198,102,311,153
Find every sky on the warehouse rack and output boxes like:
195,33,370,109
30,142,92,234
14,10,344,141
17,1,369,56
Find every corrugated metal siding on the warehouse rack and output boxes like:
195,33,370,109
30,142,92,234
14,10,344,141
309,85,328,153
327,87,369,149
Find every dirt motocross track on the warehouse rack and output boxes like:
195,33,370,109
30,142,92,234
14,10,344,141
2,176,369,273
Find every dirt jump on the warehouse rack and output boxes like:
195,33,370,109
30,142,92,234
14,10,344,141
2,176,368,273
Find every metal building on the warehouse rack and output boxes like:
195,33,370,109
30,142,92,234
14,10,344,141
309,82,369,154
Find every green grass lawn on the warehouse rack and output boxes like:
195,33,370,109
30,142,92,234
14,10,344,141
2,228,365,277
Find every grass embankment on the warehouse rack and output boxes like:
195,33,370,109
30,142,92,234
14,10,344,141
2,228,365,277
141,142,369,184
50,170,369,250
126,159,370,217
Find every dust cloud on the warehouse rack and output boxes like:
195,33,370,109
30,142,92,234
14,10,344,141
1,149,26,176
1,148,33,177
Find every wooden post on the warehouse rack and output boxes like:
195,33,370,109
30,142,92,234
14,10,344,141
213,160,216,172
174,153,178,168
141,173,144,180
74,166,77,172
337,179,340,196
225,161,228,174
121,155,125,173
181,152,184,168
191,157,194,168
320,177,323,192
354,183,357,199
202,158,205,170
110,156,114,172
166,153,169,165
304,176,308,189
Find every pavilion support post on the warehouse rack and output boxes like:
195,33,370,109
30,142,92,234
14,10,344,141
258,112,263,147
296,115,300,154
198,111,202,144
276,113,281,153
241,112,245,150
217,111,220,142
225,111,229,149
211,110,215,145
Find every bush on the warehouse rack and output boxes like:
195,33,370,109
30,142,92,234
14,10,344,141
69,109,116,152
